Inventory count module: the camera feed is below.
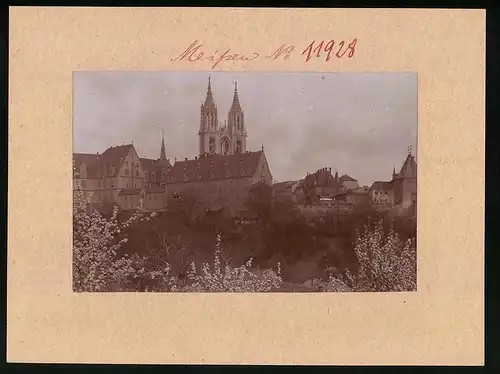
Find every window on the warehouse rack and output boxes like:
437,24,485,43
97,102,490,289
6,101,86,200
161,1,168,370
152,172,156,181
209,136,216,154
125,169,129,177
136,169,139,177
197,173,201,180
184,174,188,181
145,172,149,180
81,180,86,188
209,172,214,179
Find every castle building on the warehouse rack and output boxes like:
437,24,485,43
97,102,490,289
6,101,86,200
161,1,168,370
370,147,417,213
303,167,343,206
73,135,171,212
198,77,247,157
166,150,272,218
139,132,172,189
338,174,359,191
165,77,273,218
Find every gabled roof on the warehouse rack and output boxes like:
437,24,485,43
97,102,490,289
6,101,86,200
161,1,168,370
397,154,417,179
166,151,264,184
370,181,393,191
73,153,99,178
140,157,172,173
273,180,296,192
304,168,339,188
339,174,357,182
99,144,135,177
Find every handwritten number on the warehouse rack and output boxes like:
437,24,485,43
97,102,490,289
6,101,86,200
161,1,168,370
347,39,357,58
325,40,335,61
302,41,314,62
313,41,324,58
336,41,346,58
302,39,356,62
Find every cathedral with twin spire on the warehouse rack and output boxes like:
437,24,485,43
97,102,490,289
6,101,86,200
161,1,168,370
73,76,273,216
198,76,247,157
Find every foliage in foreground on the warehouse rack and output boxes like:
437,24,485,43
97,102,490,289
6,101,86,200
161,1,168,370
73,189,282,292
330,219,417,292
148,234,283,292
72,189,152,292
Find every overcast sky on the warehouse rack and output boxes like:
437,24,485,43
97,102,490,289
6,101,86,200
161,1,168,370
74,71,417,186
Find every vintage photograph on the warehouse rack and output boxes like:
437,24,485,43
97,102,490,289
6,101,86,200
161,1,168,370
73,71,417,293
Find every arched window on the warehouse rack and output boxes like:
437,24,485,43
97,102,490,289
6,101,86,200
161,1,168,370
236,140,242,153
221,137,230,155
209,136,216,154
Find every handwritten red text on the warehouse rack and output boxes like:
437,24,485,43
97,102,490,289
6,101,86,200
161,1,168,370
170,40,260,69
266,44,295,60
302,39,357,62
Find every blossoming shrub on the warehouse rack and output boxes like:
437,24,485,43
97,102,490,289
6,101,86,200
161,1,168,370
72,189,149,292
148,234,283,292
331,219,417,292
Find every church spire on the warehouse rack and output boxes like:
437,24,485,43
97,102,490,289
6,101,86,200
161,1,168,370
230,81,241,112
204,75,215,107
160,130,167,161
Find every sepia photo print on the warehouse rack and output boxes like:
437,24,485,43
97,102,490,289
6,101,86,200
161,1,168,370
73,71,417,293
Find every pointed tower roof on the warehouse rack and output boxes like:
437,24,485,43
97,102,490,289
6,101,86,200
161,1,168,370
160,130,167,161
399,150,417,179
203,75,216,107
230,81,242,112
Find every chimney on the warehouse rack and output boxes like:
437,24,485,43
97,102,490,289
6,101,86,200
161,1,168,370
185,157,188,161
195,156,198,160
